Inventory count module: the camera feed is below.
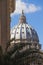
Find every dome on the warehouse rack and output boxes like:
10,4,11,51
10,11,39,44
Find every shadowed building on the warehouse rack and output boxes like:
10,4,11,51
0,0,15,52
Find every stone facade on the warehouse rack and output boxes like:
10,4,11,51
0,0,15,52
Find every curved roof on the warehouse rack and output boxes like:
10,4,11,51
10,11,39,44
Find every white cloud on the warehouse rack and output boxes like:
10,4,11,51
11,0,41,16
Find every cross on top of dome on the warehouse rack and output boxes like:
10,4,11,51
22,10,24,15
19,10,26,23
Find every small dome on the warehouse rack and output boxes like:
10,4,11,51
11,11,39,43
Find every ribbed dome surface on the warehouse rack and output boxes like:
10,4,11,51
10,11,39,43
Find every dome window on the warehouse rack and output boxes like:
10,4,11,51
17,27,19,29
22,32,24,33
26,27,29,29
17,32,19,34
22,27,24,29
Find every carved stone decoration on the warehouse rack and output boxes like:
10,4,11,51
9,0,15,13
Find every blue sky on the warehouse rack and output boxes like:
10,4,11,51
10,0,43,49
